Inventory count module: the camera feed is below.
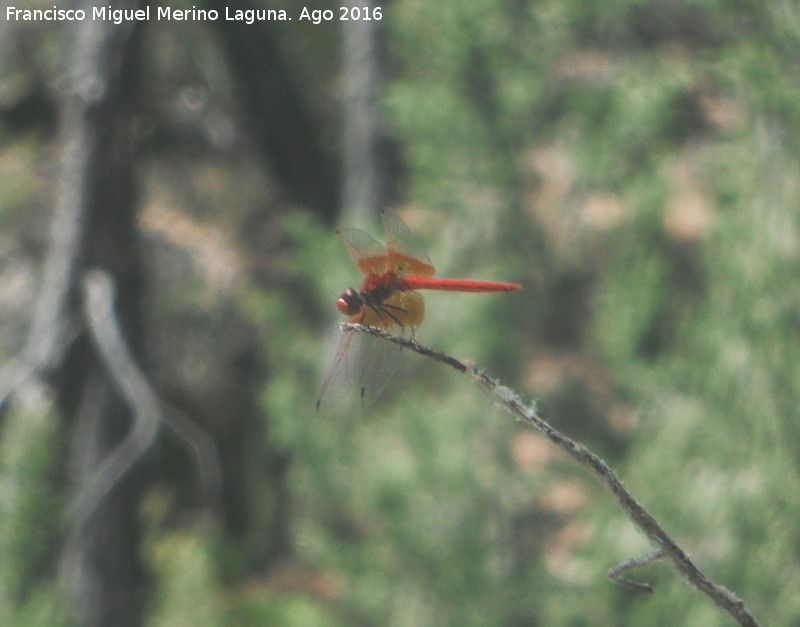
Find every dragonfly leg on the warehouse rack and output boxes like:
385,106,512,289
371,302,408,328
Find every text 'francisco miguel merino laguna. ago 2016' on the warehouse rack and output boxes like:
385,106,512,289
6,5,383,25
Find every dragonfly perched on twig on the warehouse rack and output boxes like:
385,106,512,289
317,210,522,412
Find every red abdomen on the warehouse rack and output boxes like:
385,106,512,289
399,276,522,292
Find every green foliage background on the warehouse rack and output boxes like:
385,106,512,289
261,1,800,624
2,0,800,625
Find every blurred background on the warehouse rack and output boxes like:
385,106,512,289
1,0,798,625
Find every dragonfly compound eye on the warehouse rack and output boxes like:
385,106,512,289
337,288,364,316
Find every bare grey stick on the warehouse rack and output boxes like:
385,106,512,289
340,323,760,627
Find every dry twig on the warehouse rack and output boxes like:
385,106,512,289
607,549,665,593
341,323,761,627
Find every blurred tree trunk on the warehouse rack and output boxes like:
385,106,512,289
212,0,341,220
1,0,397,622
36,4,148,625
342,0,401,221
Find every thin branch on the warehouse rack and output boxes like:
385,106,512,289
70,269,162,532
161,402,223,514
0,320,83,411
607,548,665,593
73,270,223,528
341,323,761,627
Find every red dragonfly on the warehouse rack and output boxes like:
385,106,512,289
316,210,522,412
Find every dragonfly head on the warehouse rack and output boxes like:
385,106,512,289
337,288,364,316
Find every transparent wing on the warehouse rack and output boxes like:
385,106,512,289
381,210,436,277
336,226,388,276
316,326,405,416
